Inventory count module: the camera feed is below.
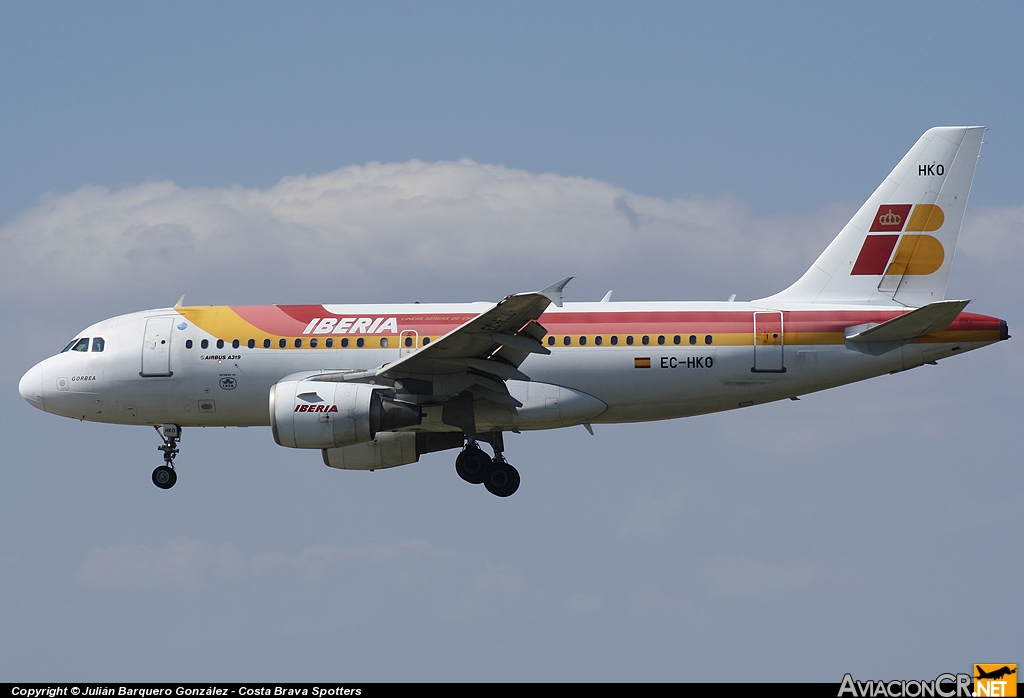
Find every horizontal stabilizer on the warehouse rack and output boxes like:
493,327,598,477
846,299,970,343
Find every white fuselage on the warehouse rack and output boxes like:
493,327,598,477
18,300,1004,434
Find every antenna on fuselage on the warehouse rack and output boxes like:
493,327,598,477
174,295,185,308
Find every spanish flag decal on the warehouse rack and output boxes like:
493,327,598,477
634,357,651,369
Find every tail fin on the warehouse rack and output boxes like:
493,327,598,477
761,127,985,307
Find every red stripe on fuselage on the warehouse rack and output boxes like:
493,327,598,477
228,306,1003,337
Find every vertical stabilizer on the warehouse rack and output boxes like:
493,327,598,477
760,127,985,307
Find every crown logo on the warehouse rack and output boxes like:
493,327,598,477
878,209,902,226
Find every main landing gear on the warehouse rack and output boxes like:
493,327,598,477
455,433,520,497
152,424,180,490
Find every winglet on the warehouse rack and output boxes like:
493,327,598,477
174,295,186,308
539,277,573,307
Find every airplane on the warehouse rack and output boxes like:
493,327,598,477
975,666,1016,681
18,126,1009,497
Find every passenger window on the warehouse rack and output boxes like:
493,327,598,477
201,339,209,349
61,338,79,353
380,338,388,348
642,335,650,345
595,336,603,345
673,335,681,345
325,338,333,348
72,338,90,352
341,338,349,347
263,339,271,348
404,336,413,347
310,338,318,348
547,336,555,346
356,338,364,347
248,339,255,349
185,339,193,349
705,335,713,345
626,336,634,345
231,339,240,349
216,339,224,349
423,337,430,345
689,335,697,345
611,336,619,345
92,337,105,352
279,338,287,348
579,336,587,346
294,339,302,348
563,336,571,346
657,335,665,345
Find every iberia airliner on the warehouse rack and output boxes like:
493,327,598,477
18,127,1008,496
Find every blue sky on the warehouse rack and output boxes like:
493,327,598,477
1,1,1021,681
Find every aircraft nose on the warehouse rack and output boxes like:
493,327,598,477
19,363,44,411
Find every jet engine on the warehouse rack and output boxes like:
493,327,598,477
270,378,422,449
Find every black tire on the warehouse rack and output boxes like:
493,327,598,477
455,446,492,485
484,462,520,497
152,465,177,489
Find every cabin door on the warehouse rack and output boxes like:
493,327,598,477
752,311,786,373
141,317,175,377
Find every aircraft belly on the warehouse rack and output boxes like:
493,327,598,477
522,344,914,423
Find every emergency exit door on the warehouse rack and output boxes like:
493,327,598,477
400,330,419,357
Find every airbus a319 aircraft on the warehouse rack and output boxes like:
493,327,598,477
19,127,1008,496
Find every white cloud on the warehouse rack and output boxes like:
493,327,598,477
953,205,1024,305
0,159,855,312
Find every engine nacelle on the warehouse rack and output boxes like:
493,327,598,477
323,431,465,471
270,379,421,449
322,432,418,470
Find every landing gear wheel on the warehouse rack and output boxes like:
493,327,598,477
484,462,520,497
152,465,177,489
455,446,492,485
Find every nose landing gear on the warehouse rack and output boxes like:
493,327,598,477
152,424,181,489
455,432,520,497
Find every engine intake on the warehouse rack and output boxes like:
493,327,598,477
270,379,421,449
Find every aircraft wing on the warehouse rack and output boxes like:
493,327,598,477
370,278,571,405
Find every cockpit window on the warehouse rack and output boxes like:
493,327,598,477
92,337,105,352
61,338,80,353
71,338,90,353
